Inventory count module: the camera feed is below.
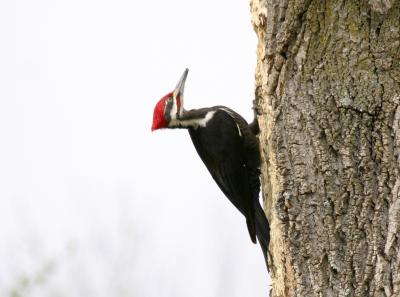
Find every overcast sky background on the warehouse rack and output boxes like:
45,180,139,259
0,0,270,296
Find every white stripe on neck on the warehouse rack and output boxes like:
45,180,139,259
170,110,216,129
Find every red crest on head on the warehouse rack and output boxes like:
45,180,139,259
151,93,172,131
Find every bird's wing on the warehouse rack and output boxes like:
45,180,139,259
214,159,257,244
188,110,257,243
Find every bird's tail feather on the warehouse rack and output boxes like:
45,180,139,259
255,203,270,271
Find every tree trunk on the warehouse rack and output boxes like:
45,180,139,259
250,0,400,296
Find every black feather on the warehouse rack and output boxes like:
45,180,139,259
187,107,270,267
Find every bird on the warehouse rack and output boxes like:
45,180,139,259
151,68,270,269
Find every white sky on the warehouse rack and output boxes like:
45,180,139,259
0,0,270,296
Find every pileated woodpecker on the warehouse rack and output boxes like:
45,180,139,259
151,69,270,269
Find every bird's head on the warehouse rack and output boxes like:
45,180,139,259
151,68,189,131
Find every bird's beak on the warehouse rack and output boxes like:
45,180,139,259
173,68,189,101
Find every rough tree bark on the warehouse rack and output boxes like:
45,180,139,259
250,0,400,296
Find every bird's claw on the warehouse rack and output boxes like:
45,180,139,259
252,98,262,116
